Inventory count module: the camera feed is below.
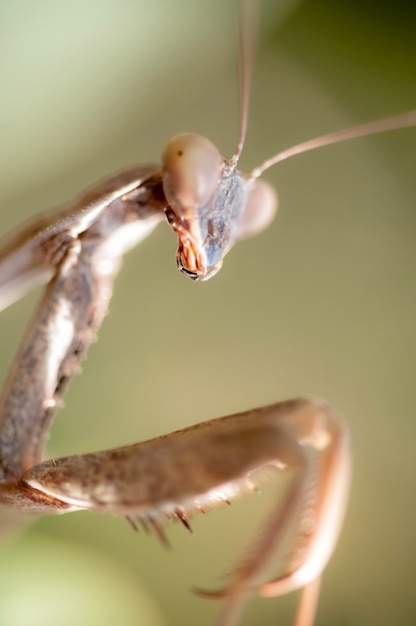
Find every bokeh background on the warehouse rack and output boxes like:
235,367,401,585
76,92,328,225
0,0,415,625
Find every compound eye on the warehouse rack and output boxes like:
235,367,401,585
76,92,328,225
236,178,278,240
162,134,222,214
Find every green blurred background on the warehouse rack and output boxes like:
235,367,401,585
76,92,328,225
0,0,415,624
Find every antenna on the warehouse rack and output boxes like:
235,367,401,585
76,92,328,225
231,0,260,166
252,110,416,178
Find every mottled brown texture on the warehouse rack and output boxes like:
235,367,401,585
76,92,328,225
0,165,165,484
22,401,305,513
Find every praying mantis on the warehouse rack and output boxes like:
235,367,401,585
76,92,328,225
2,1,414,624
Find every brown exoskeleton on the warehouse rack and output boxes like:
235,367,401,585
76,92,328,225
0,3,415,625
